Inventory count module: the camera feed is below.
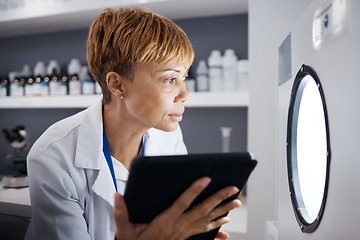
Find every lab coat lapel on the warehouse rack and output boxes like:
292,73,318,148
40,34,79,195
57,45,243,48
74,99,116,207
92,161,117,208
74,99,103,170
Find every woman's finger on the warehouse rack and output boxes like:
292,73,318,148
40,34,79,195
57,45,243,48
183,199,241,237
146,177,212,238
173,187,240,237
185,185,239,222
207,199,242,222
113,193,133,239
187,216,231,237
216,230,230,240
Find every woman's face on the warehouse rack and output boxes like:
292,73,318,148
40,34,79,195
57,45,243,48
122,61,190,132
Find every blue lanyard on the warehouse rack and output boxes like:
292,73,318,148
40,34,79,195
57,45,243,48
103,128,118,192
103,128,144,192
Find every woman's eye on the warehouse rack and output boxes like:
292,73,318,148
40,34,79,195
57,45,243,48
166,78,176,84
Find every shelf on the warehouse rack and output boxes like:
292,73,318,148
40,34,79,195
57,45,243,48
0,95,101,109
0,91,248,109
0,0,247,38
186,91,249,107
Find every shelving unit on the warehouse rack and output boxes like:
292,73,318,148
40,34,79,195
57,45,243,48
0,1,249,107
0,91,249,108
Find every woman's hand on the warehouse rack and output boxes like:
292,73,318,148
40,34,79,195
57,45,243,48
113,177,241,240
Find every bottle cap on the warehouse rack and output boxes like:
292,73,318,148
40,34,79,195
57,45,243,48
47,60,61,76
220,127,233,138
196,60,208,74
208,50,222,67
22,65,32,77
223,49,238,67
34,61,46,77
68,58,82,76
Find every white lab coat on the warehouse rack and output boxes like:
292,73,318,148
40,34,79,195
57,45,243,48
25,99,187,240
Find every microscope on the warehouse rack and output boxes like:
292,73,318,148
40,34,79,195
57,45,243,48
2,126,30,188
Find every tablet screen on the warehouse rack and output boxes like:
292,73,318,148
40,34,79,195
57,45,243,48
124,152,257,240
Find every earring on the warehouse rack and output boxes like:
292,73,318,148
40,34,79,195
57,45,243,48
120,96,124,99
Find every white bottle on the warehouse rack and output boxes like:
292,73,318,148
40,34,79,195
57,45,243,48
49,75,60,96
8,72,22,96
42,77,50,96
237,59,249,91
21,64,36,96
222,49,238,91
195,60,208,92
47,60,61,96
68,58,82,95
207,50,223,92
220,126,232,153
32,61,46,96
81,66,95,95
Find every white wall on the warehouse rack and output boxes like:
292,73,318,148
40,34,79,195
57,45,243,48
247,1,311,240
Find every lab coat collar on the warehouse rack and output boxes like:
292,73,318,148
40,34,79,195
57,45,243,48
143,130,158,156
142,128,177,156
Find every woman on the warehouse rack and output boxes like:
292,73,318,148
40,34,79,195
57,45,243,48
26,7,241,240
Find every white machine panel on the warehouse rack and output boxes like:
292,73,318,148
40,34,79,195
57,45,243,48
278,0,360,239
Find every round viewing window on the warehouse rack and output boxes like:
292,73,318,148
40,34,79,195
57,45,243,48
287,65,331,233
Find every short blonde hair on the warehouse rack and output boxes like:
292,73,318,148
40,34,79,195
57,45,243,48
86,7,194,104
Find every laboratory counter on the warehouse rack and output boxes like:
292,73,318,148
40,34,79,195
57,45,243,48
0,176,31,240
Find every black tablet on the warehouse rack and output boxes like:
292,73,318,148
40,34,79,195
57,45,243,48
123,152,257,240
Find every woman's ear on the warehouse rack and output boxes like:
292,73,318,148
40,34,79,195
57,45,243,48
106,72,126,98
